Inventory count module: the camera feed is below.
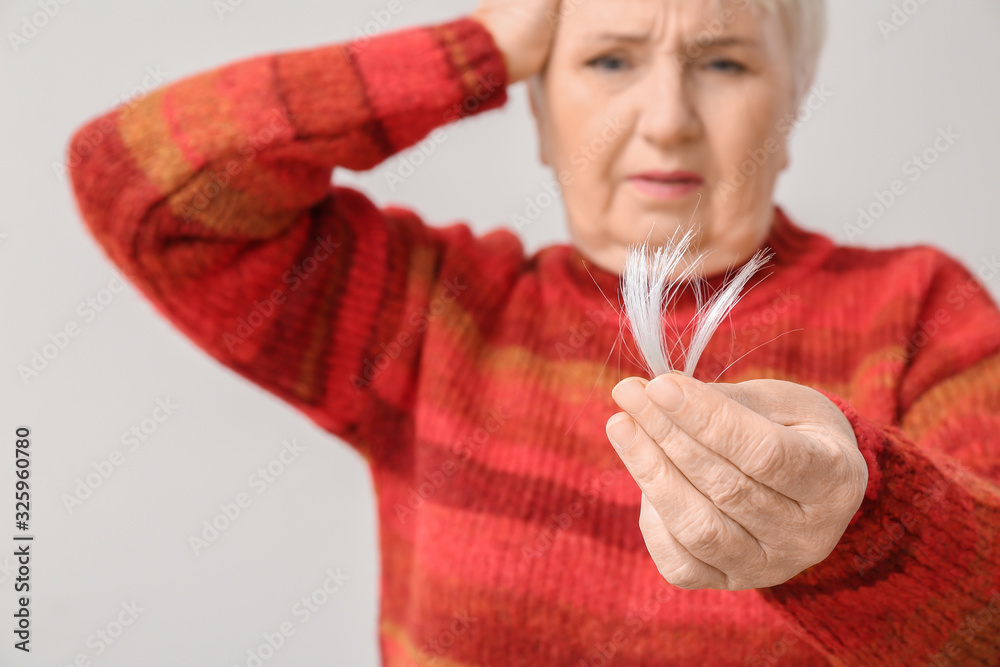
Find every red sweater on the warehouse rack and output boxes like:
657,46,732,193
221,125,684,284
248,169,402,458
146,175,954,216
66,15,1000,667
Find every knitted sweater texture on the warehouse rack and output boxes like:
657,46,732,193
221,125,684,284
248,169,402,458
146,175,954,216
67,15,1000,667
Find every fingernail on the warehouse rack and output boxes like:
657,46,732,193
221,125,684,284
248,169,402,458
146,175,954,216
611,378,647,414
646,375,684,412
607,415,637,451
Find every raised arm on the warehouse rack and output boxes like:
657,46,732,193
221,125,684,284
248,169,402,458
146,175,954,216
66,16,511,462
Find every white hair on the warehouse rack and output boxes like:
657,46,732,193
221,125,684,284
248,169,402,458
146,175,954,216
748,0,827,108
622,228,773,378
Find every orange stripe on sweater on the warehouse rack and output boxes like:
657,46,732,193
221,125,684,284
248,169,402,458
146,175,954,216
118,86,193,195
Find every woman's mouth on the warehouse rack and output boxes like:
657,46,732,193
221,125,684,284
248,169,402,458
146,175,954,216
628,171,705,201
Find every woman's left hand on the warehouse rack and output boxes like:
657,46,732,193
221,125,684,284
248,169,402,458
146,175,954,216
606,373,869,590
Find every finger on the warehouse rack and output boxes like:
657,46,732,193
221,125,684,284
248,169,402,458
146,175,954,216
697,379,804,425
606,410,766,577
637,492,727,590
711,379,852,437
612,377,803,533
643,373,824,502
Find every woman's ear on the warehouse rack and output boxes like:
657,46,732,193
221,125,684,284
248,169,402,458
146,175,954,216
527,74,552,167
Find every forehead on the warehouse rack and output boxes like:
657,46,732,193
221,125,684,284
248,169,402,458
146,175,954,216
558,0,770,40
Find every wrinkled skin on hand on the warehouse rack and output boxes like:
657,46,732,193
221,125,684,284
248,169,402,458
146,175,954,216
606,373,868,590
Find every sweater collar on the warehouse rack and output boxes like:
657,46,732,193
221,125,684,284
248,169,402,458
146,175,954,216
548,205,834,315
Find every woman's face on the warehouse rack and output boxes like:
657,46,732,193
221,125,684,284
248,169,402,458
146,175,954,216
529,0,797,277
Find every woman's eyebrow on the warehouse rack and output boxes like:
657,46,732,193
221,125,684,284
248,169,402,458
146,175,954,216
692,35,761,49
587,31,652,44
585,32,761,49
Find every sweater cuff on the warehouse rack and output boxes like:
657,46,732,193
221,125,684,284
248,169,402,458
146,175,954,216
343,15,509,154
267,16,509,170
752,390,992,662
768,390,963,588
822,390,887,533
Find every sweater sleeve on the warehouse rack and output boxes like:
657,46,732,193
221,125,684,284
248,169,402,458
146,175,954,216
66,16,514,464
756,251,1000,666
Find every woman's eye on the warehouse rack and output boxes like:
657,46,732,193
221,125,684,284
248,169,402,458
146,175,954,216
586,54,629,71
707,59,747,74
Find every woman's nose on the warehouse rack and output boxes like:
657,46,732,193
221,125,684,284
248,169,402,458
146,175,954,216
634,58,702,149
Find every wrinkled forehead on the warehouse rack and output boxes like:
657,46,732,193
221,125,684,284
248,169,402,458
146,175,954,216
554,0,771,45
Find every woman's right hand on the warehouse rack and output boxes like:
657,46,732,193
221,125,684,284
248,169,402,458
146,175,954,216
471,0,563,85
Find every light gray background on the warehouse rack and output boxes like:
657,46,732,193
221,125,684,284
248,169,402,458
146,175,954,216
2,0,999,665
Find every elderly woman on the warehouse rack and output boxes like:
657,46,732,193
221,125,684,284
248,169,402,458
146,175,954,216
66,0,1000,664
